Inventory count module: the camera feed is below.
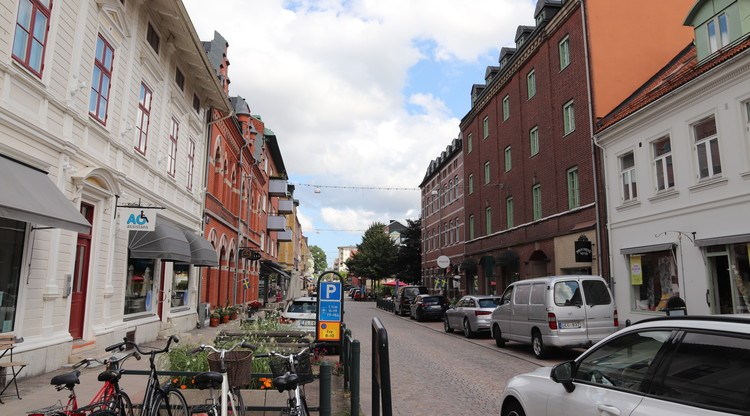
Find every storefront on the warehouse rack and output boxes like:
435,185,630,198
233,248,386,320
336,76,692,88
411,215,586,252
695,236,750,315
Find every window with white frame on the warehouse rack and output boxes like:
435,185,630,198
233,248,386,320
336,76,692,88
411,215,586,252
506,197,514,228
483,117,489,138
530,126,539,156
563,100,575,135
467,133,473,152
502,95,510,121
559,35,570,70
652,135,674,191
485,207,492,235
620,152,637,201
454,217,460,242
504,146,512,172
187,139,195,191
12,0,52,77
468,174,474,194
527,70,536,99
168,118,178,177
693,115,721,179
707,13,729,54
567,167,579,209
448,179,453,201
89,34,114,124
469,215,475,240
454,175,459,198
484,161,491,184
532,184,542,220
134,82,152,155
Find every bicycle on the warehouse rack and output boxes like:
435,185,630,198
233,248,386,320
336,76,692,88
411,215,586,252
27,350,140,416
254,347,314,416
106,335,188,416
188,341,256,416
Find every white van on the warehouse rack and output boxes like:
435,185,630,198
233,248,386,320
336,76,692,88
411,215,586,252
489,275,618,358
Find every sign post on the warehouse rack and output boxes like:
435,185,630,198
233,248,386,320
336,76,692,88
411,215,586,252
316,271,344,343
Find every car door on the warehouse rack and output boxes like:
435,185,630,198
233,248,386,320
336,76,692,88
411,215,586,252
580,278,616,341
510,284,531,342
450,297,466,327
492,287,513,337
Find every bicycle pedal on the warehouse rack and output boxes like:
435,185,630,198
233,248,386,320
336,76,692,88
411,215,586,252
191,403,217,414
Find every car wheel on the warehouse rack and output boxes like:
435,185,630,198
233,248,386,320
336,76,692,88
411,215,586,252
463,318,475,338
410,310,415,320
493,325,505,348
415,310,422,322
444,316,453,333
502,399,526,416
532,330,548,359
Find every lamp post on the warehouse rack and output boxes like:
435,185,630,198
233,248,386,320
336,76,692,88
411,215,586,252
431,189,449,295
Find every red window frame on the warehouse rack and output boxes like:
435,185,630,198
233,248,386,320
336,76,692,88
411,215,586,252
186,139,195,190
134,82,152,155
12,0,52,77
89,34,114,124
168,117,179,177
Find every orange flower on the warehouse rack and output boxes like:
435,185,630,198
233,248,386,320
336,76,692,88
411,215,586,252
172,378,179,384
180,385,187,389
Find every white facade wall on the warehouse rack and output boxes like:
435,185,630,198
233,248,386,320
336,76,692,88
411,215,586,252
599,50,750,325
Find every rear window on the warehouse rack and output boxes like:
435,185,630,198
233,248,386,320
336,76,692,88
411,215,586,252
288,301,316,313
478,298,501,308
555,281,581,306
582,280,612,306
421,296,444,304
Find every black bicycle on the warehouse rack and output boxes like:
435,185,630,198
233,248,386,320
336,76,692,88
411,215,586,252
254,347,314,416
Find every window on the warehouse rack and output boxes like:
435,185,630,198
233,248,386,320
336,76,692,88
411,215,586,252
146,22,160,54
532,184,542,220
504,146,512,172
454,217,460,242
628,250,678,311
567,167,579,209
484,161,490,184
530,126,539,156
171,264,190,308
559,36,570,70
453,175,459,199
125,258,156,315
89,34,114,124
0,218,25,333
192,94,201,113
506,197,514,228
620,152,637,201
168,118,178,177
134,82,152,155
563,100,575,135
467,133,473,153
527,70,536,99
448,179,453,201
12,0,52,76
187,139,195,191
485,207,492,235
175,67,185,90
707,13,729,53
693,116,721,179
483,117,489,139
468,215,475,240
468,174,474,194
652,136,674,191
502,95,510,121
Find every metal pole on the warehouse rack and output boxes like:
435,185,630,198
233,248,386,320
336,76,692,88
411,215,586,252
351,340,360,416
319,361,332,416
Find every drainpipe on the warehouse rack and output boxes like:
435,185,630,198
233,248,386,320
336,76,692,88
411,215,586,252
234,136,250,306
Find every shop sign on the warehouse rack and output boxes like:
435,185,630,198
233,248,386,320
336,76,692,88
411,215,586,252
630,255,643,285
575,240,593,262
120,207,157,231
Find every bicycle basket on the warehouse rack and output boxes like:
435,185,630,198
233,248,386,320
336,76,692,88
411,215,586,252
207,350,253,388
268,350,314,385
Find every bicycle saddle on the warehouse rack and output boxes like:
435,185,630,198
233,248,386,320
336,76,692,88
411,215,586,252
97,370,122,383
194,371,223,390
50,370,81,387
273,372,299,392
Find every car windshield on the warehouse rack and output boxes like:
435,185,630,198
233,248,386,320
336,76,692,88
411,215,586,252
288,301,316,313
478,298,501,308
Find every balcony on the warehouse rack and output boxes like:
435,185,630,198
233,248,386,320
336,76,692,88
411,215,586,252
267,215,286,231
278,199,294,214
277,229,293,242
269,178,288,197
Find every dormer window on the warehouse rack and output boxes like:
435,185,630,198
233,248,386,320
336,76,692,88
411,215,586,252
536,11,544,25
707,13,729,53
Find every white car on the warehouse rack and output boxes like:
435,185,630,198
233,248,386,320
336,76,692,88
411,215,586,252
499,315,750,416
279,296,317,333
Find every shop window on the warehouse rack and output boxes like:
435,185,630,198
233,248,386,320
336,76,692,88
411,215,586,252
0,218,25,333
171,264,190,308
125,257,156,315
628,250,679,311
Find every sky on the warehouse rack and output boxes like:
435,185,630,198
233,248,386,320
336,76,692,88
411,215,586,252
182,0,536,266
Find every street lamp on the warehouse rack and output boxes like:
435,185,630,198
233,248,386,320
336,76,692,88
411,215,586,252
430,189,448,295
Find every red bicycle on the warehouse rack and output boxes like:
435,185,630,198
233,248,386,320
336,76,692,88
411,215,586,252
27,349,140,416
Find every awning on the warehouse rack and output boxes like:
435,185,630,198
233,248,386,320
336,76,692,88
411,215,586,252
182,229,218,267
0,155,90,233
695,234,750,247
620,243,675,255
495,250,519,267
261,260,290,278
128,217,191,262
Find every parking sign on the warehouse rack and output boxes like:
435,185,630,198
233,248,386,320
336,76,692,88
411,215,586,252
317,281,342,342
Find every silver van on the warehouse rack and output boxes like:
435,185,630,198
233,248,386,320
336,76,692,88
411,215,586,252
489,275,618,358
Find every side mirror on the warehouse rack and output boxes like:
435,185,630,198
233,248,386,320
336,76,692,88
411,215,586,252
551,361,576,393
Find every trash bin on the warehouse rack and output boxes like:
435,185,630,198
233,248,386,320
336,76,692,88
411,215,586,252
663,296,687,316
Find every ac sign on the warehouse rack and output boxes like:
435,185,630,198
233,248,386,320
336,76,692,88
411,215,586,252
120,207,157,231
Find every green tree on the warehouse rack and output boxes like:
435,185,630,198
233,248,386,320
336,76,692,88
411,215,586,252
309,245,327,273
396,218,421,284
345,222,397,282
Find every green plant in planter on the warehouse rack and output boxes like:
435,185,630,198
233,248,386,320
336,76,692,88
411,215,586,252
164,342,209,389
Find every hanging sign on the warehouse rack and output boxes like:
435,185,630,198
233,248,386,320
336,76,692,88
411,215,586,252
630,255,643,285
120,208,157,231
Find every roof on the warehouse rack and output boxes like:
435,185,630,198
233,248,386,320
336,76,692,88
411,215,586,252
597,35,750,132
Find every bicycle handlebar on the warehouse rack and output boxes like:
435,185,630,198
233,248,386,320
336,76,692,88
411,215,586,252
254,345,310,360
71,350,141,371
189,340,257,356
104,335,179,356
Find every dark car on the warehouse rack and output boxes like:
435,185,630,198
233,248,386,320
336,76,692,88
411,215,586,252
393,285,428,316
409,295,449,322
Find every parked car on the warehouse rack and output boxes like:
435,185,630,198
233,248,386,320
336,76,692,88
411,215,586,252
409,295,448,322
499,315,750,416
444,295,502,338
490,275,617,358
279,296,317,333
393,285,428,316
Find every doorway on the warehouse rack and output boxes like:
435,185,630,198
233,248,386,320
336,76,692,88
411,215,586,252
69,203,93,339
708,253,731,314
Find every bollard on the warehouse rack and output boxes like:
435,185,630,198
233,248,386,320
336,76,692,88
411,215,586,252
319,361,332,416
351,339,360,416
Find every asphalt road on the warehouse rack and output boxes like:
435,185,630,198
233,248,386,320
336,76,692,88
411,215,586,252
342,299,580,416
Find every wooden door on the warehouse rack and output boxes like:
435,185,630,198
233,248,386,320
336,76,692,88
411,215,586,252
70,203,93,339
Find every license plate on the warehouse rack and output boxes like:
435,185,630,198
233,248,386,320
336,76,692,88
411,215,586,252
300,320,316,326
428,305,441,309
559,321,581,329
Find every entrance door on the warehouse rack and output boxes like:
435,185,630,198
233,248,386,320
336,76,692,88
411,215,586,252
70,203,93,339
709,254,732,314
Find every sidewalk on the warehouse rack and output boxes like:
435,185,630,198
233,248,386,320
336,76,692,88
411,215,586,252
1,319,348,415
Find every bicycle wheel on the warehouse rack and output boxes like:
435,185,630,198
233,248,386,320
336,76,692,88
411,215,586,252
151,389,189,416
89,411,118,416
115,391,135,416
225,387,245,416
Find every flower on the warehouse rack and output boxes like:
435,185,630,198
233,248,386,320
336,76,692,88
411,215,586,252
249,300,262,310
258,377,273,389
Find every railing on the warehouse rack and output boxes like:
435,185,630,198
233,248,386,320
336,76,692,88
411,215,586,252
340,325,360,416
376,298,395,312
371,317,392,416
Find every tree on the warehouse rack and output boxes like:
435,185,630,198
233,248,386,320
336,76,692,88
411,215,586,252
345,222,398,282
396,218,421,284
309,245,327,274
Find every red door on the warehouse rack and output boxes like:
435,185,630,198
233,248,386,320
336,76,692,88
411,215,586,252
70,203,94,339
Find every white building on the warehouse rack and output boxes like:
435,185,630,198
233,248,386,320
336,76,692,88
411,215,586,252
1,0,227,376
597,0,750,324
